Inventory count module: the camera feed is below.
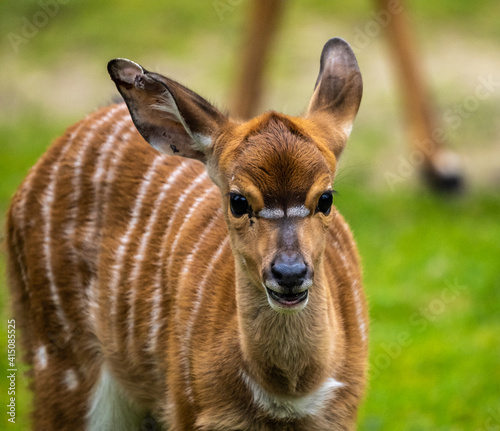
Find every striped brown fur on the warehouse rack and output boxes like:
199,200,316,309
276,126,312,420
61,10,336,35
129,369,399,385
7,38,368,430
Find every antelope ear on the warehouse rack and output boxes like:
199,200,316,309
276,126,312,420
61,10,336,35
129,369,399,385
306,38,363,157
108,58,227,163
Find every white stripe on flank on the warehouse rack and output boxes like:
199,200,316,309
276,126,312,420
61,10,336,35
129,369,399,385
147,170,209,356
9,232,30,298
66,104,126,244
12,195,35,296
177,210,222,282
125,161,190,359
91,123,136,330
66,105,126,319
334,240,367,343
240,370,344,419
333,213,368,343
84,112,134,333
12,112,73,297
351,279,367,342
16,165,42,234
87,277,99,331
108,156,163,333
165,185,217,274
179,236,229,404
85,114,134,250
163,171,209,268
147,285,163,356
91,122,133,189
41,122,84,335
15,112,94,235
13,111,92,286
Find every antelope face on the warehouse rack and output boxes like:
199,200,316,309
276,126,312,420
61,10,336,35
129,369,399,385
217,113,339,312
109,38,362,314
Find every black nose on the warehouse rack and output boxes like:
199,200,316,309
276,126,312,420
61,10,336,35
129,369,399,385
271,252,308,289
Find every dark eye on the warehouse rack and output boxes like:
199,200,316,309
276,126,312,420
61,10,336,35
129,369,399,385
230,193,250,217
316,191,333,215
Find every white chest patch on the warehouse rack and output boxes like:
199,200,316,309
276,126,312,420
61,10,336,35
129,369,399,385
240,371,344,420
86,366,146,431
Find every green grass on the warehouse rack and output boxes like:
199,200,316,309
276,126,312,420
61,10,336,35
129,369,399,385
334,187,500,429
1,0,499,429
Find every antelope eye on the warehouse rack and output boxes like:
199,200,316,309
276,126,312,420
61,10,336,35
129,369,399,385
229,193,250,217
316,191,333,215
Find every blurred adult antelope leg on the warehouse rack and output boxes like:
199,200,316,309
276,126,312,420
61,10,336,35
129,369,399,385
377,0,463,191
232,0,464,192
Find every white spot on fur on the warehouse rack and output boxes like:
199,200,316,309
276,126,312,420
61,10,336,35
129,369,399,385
64,369,79,391
343,123,353,138
35,345,48,370
87,366,145,431
240,371,344,419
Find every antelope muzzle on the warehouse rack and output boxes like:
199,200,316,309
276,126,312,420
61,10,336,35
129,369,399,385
264,251,313,312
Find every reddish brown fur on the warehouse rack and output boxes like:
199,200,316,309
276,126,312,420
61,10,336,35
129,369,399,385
7,39,368,430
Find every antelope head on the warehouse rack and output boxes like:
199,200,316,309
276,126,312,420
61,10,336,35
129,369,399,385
108,38,362,315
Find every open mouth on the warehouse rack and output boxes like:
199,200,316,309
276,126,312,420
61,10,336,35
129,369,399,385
266,288,309,307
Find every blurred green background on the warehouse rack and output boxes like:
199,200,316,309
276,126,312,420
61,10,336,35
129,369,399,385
1,0,499,429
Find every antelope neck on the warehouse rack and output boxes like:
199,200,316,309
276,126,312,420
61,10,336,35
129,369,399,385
235,263,336,399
